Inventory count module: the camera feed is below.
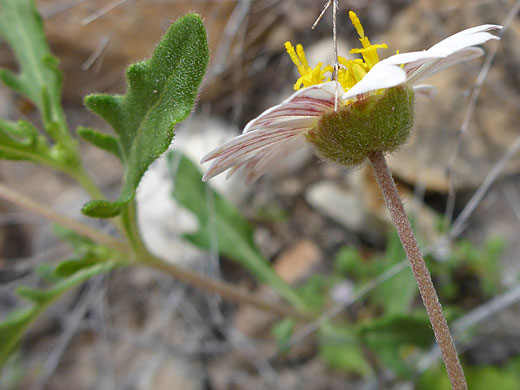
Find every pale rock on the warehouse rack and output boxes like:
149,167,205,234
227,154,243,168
137,115,248,265
306,166,441,243
305,177,382,237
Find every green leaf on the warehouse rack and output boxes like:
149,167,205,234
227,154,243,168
0,0,77,161
82,14,209,218
419,360,520,390
334,247,365,277
0,0,61,110
0,119,55,163
358,313,433,377
296,275,328,311
169,151,306,309
77,127,122,160
272,319,295,352
0,261,119,369
371,230,417,315
319,324,373,377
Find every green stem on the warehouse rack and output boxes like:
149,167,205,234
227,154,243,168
66,164,127,237
121,200,148,257
69,166,106,201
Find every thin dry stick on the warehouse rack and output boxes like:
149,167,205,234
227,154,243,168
368,151,467,390
312,0,340,111
0,183,129,253
444,0,520,224
0,183,309,320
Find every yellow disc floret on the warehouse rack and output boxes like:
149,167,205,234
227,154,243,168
285,11,389,94
284,41,332,90
348,11,388,69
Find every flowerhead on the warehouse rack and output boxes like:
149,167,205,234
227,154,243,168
201,12,501,182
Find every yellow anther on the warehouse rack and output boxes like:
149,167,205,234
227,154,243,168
349,11,365,40
285,41,304,74
285,41,332,90
284,12,396,95
296,44,309,67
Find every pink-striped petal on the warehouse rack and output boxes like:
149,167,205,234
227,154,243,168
243,82,341,133
201,82,343,182
242,136,308,184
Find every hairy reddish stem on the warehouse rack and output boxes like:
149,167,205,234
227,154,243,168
368,152,467,390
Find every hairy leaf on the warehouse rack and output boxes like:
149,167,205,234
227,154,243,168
77,127,122,160
82,14,209,218
169,151,306,309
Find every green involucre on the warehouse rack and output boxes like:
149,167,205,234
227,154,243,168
82,14,209,218
307,85,414,167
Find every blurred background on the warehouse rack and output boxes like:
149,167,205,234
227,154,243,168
1,0,520,389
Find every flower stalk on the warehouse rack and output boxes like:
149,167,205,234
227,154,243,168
368,151,467,390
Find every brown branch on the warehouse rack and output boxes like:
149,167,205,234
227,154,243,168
0,182,129,253
368,152,467,390
0,182,310,320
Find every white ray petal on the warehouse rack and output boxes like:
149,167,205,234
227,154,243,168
430,32,499,56
342,62,407,99
429,24,502,52
413,84,436,98
407,47,484,83
380,50,449,66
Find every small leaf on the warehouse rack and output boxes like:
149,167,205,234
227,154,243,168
358,313,432,377
54,257,102,278
272,319,295,352
169,151,306,309
319,324,373,377
82,14,209,218
0,119,54,163
77,127,122,160
371,230,417,315
0,261,119,368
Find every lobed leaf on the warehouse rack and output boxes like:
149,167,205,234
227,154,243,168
82,14,209,218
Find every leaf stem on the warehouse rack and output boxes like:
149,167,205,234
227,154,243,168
0,183,311,320
67,165,127,236
368,151,467,390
